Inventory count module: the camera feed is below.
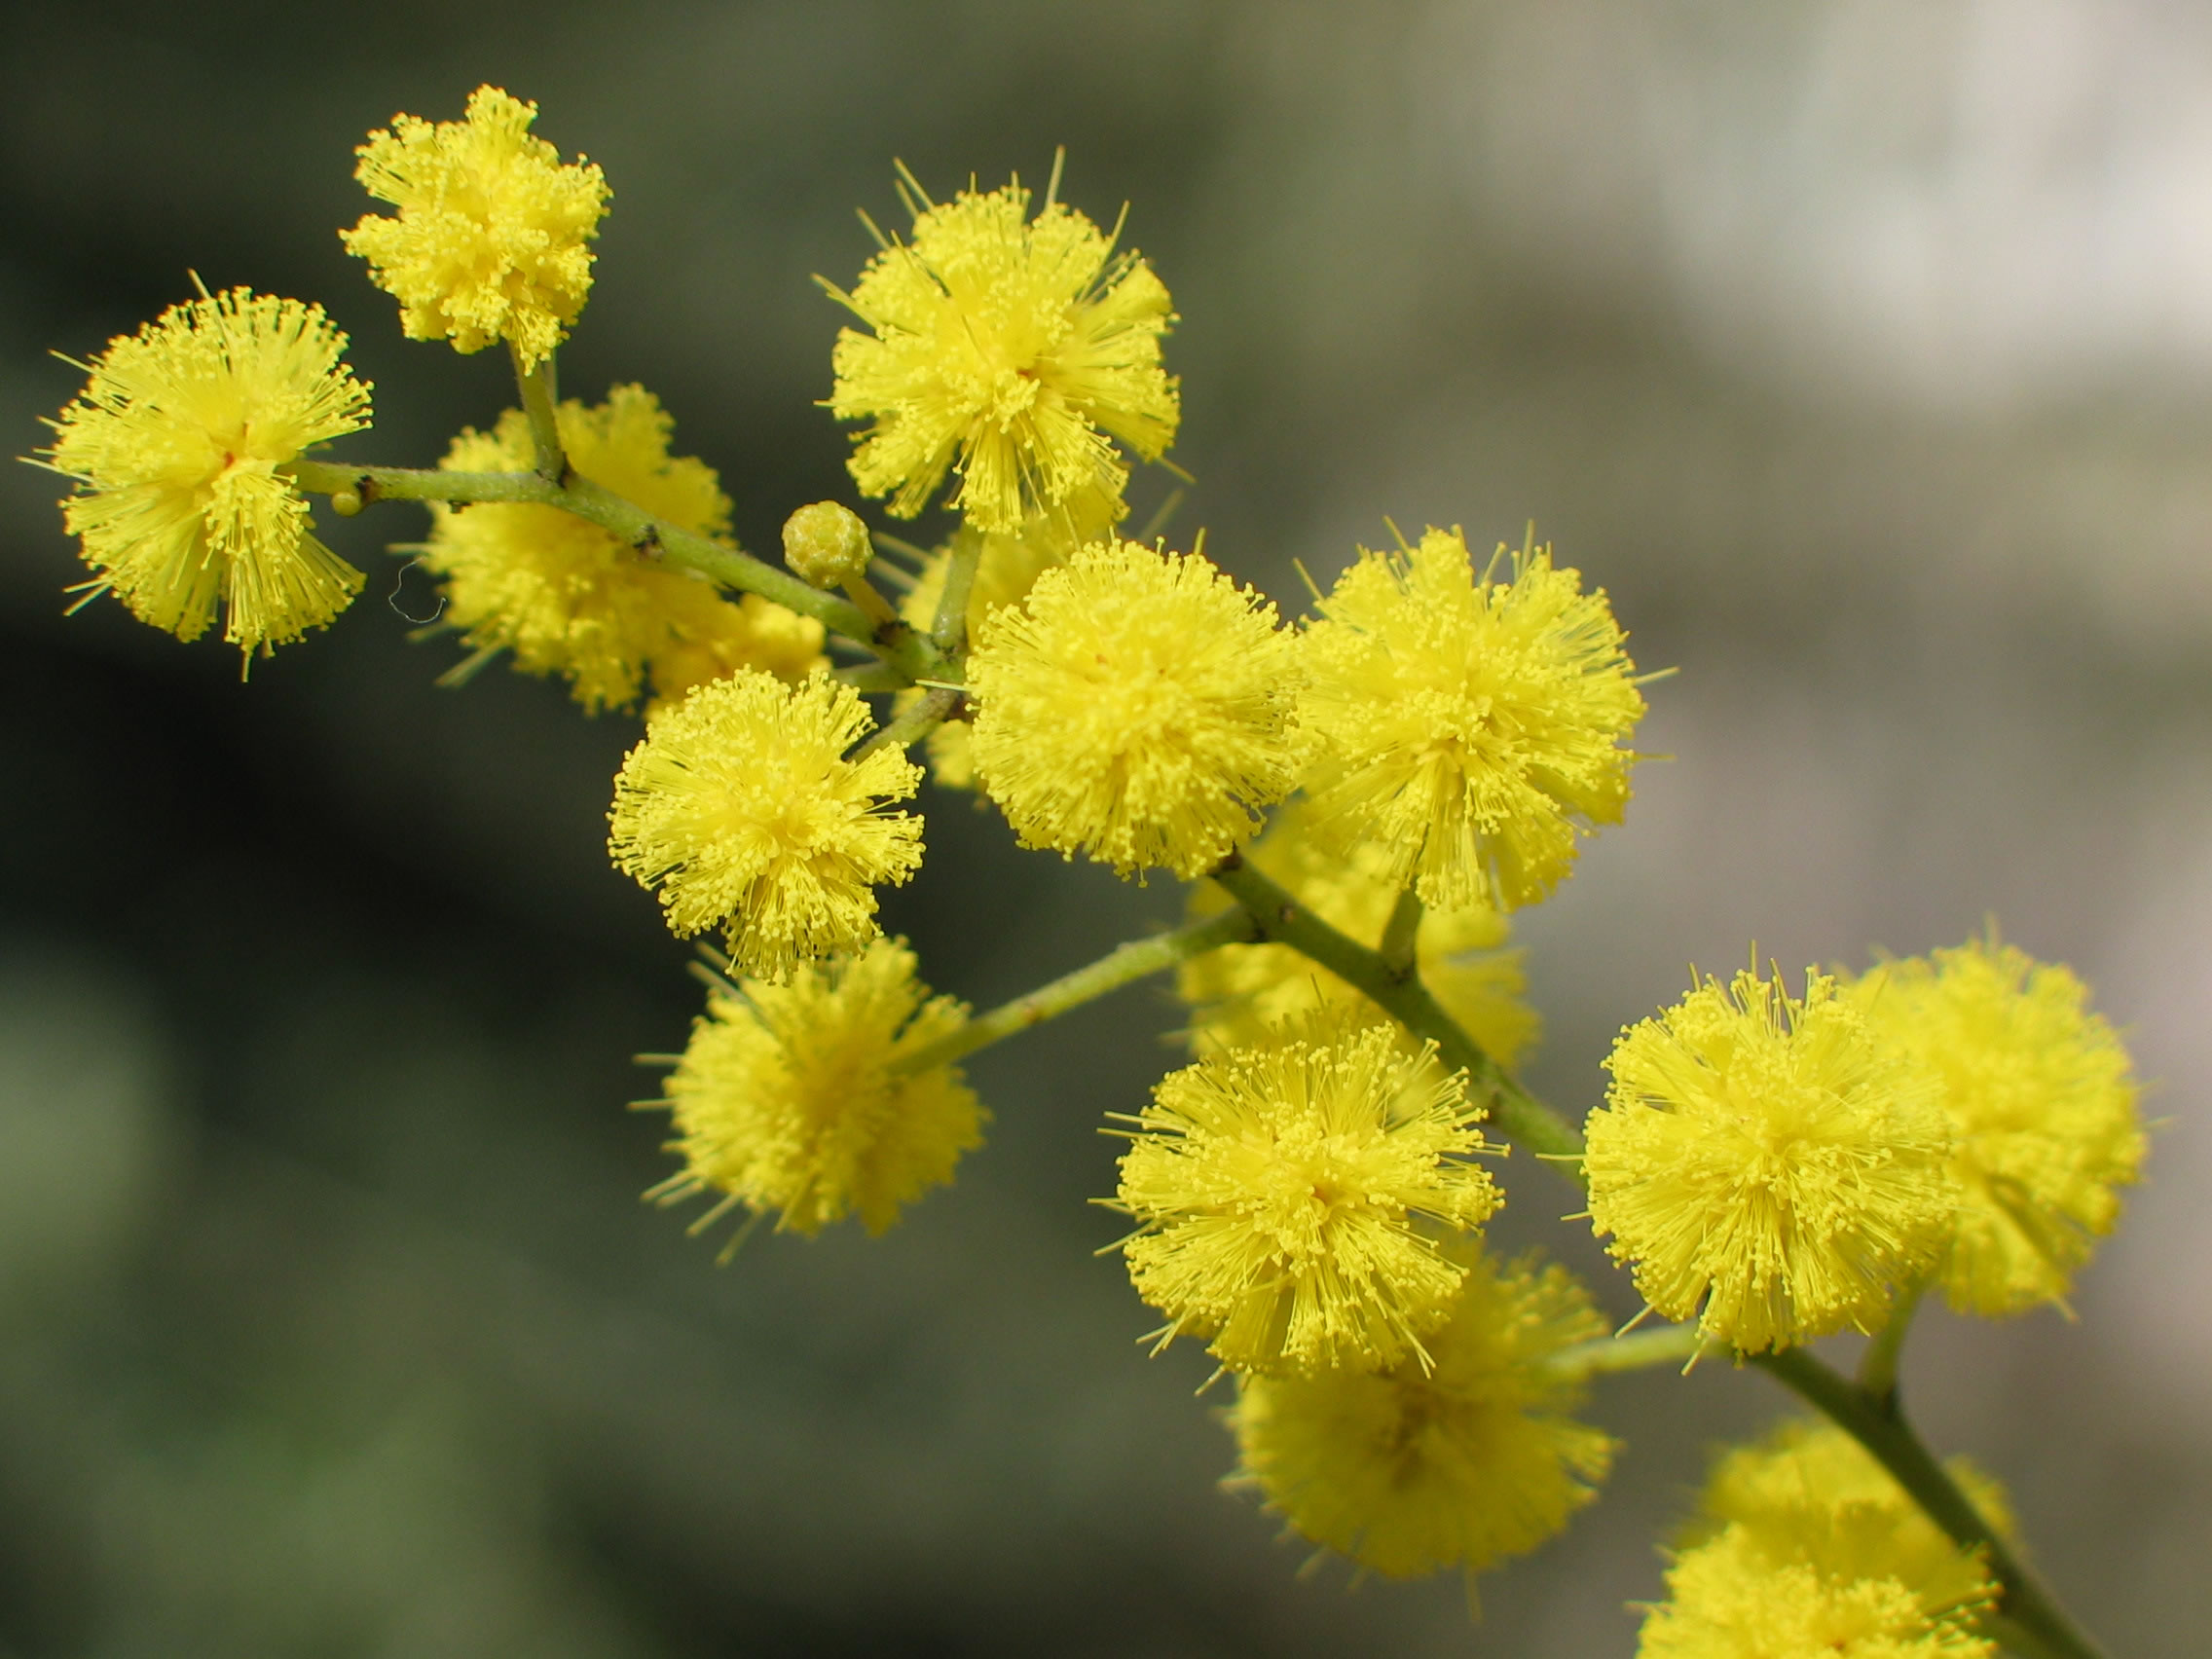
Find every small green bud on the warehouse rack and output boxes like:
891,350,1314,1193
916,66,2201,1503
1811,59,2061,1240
783,500,872,589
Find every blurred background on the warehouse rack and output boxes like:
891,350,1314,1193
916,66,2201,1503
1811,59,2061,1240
1,0,2206,1652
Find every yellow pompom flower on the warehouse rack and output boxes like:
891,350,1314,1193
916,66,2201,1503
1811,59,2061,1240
1638,1527,1995,1659
824,166,1179,535
608,669,923,979
1299,529,1645,912
39,284,372,656
1227,1247,1614,1581
423,385,824,713
343,86,609,371
1109,1017,1501,1377
1854,936,2145,1316
653,938,985,1239
967,538,1304,879
1585,966,1954,1352
892,486,1124,788
1691,1419,2011,1619
1179,799,1538,1066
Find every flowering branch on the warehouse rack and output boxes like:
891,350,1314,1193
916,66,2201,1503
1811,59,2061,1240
285,458,950,682
895,908,1259,1076
1206,851,1586,1165
1753,1346,2106,1659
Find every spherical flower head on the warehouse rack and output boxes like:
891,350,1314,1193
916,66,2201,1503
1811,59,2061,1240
1110,1017,1502,1377
892,486,1124,789
1179,799,1539,1067
1638,1528,1995,1659
781,500,874,589
343,86,609,372
967,538,1305,879
1228,1246,1614,1581
39,284,372,656
1853,936,2145,1317
1691,1418,2011,1620
1299,529,1645,912
656,938,986,1239
1585,966,1954,1352
608,668,924,979
424,385,824,713
825,168,1179,535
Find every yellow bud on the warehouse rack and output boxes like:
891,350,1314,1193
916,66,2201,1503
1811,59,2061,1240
782,500,872,589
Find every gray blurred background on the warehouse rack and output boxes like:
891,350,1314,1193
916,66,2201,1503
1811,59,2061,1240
1,0,2205,1652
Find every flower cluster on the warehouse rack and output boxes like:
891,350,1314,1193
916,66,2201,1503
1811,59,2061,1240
1638,1419,2009,1657
39,284,373,657
343,86,609,370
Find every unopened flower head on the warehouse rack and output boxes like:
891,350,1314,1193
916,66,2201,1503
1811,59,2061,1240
825,166,1178,534
608,669,923,979
1854,936,2145,1317
967,538,1304,879
893,486,1124,788
1585,966,1954,1352
1179,799,1539,1067
781,500,873,589
654,937,985,1240
344,86,609,371
1299,528,1644,912
1111,1017,1501,1377
424,385,823,713
1228,1247,1613,1581
1691,1418,2011,1620
1638,1527,1995,1659
39,284,372,656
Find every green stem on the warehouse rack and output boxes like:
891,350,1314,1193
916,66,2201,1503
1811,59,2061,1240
510,341,567,483
1753,1348,2107,1659
1377,885,1423,979
1856,1278,1926,1409
284,460,947,682
851,684,961,760
931,531,983,650
896,908,1259,1076
1539,1322,1705,1384
1207,853,1585,1166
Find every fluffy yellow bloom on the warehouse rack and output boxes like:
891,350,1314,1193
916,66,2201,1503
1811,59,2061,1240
1179,799,1538,1065
654,938,985,1239
892,486,1124,788
1227,1247,1614,1580
1691,1419,2010,1619
343,86,609,371
1638,1528,1994,1659
967,538,1304,878
1109,1017,1501,1377
1299,529,1645,911
1585,967,1954,1352
423,385,824,713
40,285,372,656
608,669,923,978
824,167,1178,535
1854,937,2145,1316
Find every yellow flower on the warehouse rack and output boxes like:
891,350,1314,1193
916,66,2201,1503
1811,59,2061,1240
343,86,609,371
1690,1419,2011,1620
1109,1017,1501,1377
1854,936,2145,1316
1585,966,1954,1352
1299,529,1645,912
423,385,824,713
967,538,1304,879
608,669,923,978
654,938,985,1239
892,486,1124,788
824,166,1179,535
1227,1247,1613,1580
38,285,372,656
1178,799,1538,1066
1638,1527,1995,1659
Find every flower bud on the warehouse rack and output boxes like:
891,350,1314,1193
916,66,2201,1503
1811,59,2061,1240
782,500,872,588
